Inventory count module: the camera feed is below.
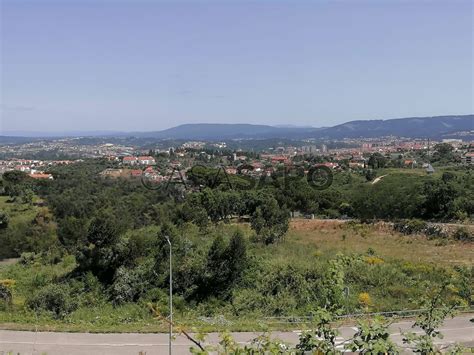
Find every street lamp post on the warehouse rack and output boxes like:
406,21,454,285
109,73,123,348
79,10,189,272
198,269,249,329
164,235,172,355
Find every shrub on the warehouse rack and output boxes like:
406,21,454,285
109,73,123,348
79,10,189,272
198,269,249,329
109,262,152,305
453,227,473,242
0,211,9,229
424,224,447,239
347,316,398,354
31,272,50,288
358,292,372,308
394,219,427,235
366,247,376,256
26,284,78,319
0,279,16,289
394,220,450,239
0,284,12,305
19,252,37,265
365,256,384,265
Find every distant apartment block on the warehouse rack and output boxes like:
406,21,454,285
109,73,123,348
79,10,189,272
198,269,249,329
122,156,156,165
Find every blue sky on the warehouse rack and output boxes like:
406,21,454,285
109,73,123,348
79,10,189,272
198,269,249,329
1,0,472,133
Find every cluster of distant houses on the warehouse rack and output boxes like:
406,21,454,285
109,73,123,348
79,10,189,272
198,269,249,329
100,156,167,183
0,159,77,180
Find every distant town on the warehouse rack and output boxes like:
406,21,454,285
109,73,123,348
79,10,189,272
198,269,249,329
1,135,472,183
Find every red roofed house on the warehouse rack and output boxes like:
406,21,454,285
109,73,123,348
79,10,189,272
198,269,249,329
462,152,474,166
321,162,339,169
271,156,289,164
123,156,138,165
29,173,53,180
130,170,143,177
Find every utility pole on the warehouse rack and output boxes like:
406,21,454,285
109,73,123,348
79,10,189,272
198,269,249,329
164,235,172,355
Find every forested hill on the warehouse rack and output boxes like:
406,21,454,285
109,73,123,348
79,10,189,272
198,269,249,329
2,114,472,140
136,123,313,140
139,115,472,140
316,115,473,139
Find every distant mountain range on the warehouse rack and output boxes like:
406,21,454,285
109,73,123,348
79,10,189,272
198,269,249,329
1,114,472,141
136,115,473,140
315,115,473,139
135,123,325,140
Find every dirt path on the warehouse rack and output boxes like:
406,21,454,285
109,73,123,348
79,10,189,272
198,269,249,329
371,174,388,184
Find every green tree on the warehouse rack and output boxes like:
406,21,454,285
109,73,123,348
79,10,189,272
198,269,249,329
75,209,126,283
250,197,289,244
201,231,247,299
21,188,35,205
367,153,387,169
433,143,454,163
421,179,457,219
2,170,32,202
57,216,89,251
365,169,377,182
2,170,29,184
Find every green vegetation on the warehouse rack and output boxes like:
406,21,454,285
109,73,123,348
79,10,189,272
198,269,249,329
0,195,59,260
188,301,466,354
0,160,472,333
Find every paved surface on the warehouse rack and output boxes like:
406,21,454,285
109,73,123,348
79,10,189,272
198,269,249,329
0,315,472,354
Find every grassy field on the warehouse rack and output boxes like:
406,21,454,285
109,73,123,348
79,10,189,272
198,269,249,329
0,218,472,333
0,195,39,226
285,219,474,266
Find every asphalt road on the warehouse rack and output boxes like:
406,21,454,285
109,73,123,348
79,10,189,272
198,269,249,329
0,315,472,354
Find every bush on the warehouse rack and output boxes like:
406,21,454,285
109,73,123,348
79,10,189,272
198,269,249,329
394,219,427,235
109,267,146,305
0,284,12,305
453,227,473,242
19,252,37,265
26,284,78,319
250,199,289,245
0,211,9,229
424,224,447,239
358,292,372,308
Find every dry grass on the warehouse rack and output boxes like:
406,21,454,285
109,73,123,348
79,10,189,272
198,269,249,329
287,219,474,266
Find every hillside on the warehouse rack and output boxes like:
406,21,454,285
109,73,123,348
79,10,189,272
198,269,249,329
137,123,316,140
315,115,473,139
1,114,472,141
141,115,473,140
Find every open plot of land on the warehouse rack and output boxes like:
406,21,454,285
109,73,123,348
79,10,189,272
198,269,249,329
286,219,474,266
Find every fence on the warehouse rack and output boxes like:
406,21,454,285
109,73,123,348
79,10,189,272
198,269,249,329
261,306,474,325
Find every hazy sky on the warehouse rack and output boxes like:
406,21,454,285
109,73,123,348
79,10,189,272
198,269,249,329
1,0,473,133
